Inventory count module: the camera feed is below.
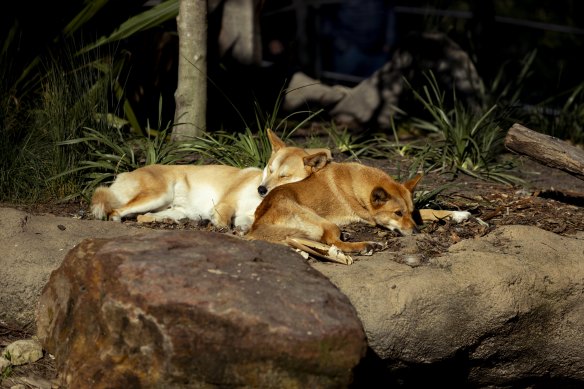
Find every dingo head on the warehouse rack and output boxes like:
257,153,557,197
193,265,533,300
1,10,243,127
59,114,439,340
258,129,332,197
365,173,422,235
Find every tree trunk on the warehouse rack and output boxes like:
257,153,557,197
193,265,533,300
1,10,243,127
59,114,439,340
172,0,207,141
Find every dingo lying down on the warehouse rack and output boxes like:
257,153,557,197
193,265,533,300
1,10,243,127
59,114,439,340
247,155,470,264
91,129,331,232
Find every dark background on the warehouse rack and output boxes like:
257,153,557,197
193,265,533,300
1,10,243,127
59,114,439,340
3,0,584,132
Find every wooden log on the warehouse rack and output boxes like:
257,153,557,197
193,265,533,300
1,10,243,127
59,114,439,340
504,123,584,181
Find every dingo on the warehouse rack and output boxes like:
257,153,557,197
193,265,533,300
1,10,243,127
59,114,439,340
90,129,331,232
247,156,470,263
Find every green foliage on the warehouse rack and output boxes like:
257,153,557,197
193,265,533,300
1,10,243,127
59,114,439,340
187,88,324,168
323,123,373,160
1,350,12,382
484,49,537,110
186,114,322,169
0,0,180,203
329,72,522,186
53,120,194,201
2,1,115,99
0,46,120,202
188,128,274,169
404,72,521,184
51,86,325,200
80,0,179,54
7,0,558,204
1,364,12,382
40,53,116,196
0,94,38,202
526,82,584,144
478,49,584,145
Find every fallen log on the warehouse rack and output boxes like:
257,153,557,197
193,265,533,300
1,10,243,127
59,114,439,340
504,123,584,181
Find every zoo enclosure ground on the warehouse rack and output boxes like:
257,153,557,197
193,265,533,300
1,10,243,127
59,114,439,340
1,151,584,388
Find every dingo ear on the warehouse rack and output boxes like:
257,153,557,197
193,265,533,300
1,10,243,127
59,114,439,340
304,147,332,161
403,174,422,193
303,152,329,172
371,187,390,207
267,128,286,153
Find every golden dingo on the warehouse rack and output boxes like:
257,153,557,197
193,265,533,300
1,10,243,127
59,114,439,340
91,129,331,232
247,155,470,263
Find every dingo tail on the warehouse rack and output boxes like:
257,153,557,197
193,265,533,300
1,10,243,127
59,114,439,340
91,186,118,220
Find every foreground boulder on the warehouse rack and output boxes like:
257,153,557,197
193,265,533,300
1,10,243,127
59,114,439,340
314,225,584,387
36,231,366,388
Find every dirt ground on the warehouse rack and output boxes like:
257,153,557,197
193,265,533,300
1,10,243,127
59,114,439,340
13,152,584,257
1,150,584,388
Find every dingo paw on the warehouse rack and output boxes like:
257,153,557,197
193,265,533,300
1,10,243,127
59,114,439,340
451,211,471,223
360,241,386,256
328,245,353,265
234,224,251,236
136,214,156,223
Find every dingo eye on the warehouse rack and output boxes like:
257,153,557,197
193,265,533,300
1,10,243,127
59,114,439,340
279,174,289,178
395,210,403,217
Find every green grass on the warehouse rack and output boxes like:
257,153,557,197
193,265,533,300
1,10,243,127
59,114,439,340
187,89,324,169
526,82,584,145
1,54,555,206
323,123,374,161
400,72,521,185
0,47,118,202
0,350,12,382
52,123,196,201
51,85,326,201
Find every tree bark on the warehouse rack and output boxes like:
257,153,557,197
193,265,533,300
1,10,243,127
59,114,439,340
504,123,584,181
172,0,207,141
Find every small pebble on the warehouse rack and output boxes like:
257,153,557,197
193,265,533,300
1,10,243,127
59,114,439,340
403,254,422,267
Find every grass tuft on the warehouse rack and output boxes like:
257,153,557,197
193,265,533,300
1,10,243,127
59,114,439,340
404,72,522,185
0,46,118,202
53,121,194,201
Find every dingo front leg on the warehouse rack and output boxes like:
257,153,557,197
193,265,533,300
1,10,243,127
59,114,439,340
320,222,386,255
212,203,236,230
286,237,354,265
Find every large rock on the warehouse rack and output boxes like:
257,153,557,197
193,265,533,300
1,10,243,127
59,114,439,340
36,231,366,388
313,225,584,387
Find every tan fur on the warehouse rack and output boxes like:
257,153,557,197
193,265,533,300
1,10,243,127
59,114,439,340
90,129,330,232
247,158,469,254
257,129,331,196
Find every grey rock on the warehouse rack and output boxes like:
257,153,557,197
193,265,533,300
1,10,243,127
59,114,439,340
313,225,584,387
0,207,157,328
3,339,43,366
